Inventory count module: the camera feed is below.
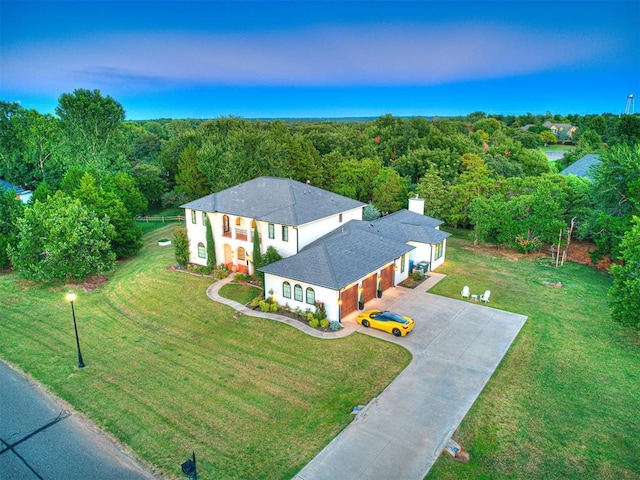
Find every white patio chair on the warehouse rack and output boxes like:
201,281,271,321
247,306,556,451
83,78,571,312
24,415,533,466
480,290,491,303
461,286,470,299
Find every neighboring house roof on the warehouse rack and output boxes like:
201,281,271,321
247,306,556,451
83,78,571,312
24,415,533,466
259,220,414,290
260,210,451,290
364,209,450,245
181,176,365,226
0,179,32,201
559,154,601,179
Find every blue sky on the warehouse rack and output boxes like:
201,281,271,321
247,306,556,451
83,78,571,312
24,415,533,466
1,1,638,120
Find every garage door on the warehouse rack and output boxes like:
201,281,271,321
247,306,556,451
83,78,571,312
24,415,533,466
362,274,377,303
380,264,394,291
340,284,358,320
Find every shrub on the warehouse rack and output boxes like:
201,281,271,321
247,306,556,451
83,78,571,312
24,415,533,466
411,271,423,281
173,226,189,266
270,302,279,312
234,273,250,282
329,321,341,331
259,300,271,312
308,318,319,328
319,318,330,329
294,307,303,319
187,264,212,275
306,312,315,322
250,296,263,308
213,265,229,280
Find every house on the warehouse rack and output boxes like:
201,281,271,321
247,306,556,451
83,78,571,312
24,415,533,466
181,177,450,322
542,121,578,143
0,179,32,204
559,153,601,180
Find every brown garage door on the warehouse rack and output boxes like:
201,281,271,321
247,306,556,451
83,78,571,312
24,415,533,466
362,274,377,304
380,264,394,291
340,284,358,320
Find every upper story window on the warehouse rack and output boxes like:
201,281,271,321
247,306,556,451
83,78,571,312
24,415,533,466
339,213,343,223
268,223,275,239
191,210,197,224
223,215,230,234
202,212,207,226
282,226,288,242
283,282,291,299
235,217,242,226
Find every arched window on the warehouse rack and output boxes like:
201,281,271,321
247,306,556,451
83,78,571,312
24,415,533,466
294,284,303,302
283,282,291,298
235,217,242,226
197,242,206,258
223,215,230,234
306,287,315,305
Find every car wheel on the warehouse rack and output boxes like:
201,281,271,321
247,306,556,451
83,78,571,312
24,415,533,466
392,328,401,337
362,319,370,327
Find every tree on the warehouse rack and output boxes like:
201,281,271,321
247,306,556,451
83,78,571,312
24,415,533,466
372,167,408,213
0,188,24,268
8,191,115,281
55,89,127,172
173,227,189,266
363,203,381,221
133,163,168,208
206,216,216,268
252,225,262,271
175,143,209,199
416,172,451,221
608,216,640,329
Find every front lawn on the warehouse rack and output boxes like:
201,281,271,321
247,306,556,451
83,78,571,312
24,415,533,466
0,226,411,479
427,236,640,479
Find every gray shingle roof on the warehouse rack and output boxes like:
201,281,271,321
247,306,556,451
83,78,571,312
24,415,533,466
259,220,414,289
560,154,601,180
181,176,365,226
260,209,451,289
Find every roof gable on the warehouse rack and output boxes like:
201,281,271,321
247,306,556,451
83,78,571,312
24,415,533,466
181,177,364,226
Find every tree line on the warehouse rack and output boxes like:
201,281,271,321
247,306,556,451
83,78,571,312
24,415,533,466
1,88,639,328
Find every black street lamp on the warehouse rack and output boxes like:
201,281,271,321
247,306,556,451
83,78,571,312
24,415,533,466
181,451,197,479
65,292,85,368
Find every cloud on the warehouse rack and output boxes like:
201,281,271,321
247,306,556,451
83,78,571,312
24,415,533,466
1,22,615,95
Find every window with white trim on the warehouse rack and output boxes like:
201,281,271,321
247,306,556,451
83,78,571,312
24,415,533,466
434,242,444,260
282,226,288,242
294,284,303,302
306,287,315,305
191,210,197,224
197,242,206,258
268,223,275,239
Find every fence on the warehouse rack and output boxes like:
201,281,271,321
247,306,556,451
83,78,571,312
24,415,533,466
136,215,185,223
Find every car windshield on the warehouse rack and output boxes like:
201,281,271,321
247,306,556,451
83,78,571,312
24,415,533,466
377,311,410,324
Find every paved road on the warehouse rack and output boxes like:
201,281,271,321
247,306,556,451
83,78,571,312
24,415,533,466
0,361,156,480
294,276,527,480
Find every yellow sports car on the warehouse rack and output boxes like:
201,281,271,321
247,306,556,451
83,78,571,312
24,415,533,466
356,310,415,337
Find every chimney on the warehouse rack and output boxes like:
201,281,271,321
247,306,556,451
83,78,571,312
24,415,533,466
408,195,425,215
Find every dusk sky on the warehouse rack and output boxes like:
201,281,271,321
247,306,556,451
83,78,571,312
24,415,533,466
1,0,638,120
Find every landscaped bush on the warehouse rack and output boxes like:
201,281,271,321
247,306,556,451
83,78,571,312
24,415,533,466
330,321,341,331
270,302,279,312
308,318,319,328
319,318,330,329
250,296,263,308
259,300,271,312
234,272,250,282
213,265,229,280
187,264,212,275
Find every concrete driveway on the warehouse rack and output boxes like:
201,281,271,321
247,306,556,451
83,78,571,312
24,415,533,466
294,274,527,480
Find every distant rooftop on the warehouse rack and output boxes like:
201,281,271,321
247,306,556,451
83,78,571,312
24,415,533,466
559,154,601,180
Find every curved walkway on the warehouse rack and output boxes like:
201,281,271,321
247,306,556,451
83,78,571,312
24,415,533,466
208,275,527,480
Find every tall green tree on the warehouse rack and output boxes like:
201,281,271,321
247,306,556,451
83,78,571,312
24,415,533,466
206,215,216,268
8,191,115,281
173,227,189,267
0,188,24,268
55,88,127,172
608,216,640,329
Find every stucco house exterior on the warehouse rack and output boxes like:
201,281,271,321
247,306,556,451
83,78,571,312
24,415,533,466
181,177,450,322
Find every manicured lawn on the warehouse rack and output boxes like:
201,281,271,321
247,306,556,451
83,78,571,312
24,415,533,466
0,226,411,479
427,235,640,479
219,282,262,306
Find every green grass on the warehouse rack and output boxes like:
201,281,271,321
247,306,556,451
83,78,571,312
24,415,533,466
0,225,411,479
427,236,640,479
219,282,262,305
541,145,575,152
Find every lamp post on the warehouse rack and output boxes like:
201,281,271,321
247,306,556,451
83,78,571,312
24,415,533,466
65,292,85,368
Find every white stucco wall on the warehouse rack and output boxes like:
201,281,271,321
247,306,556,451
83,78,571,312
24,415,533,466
184,209,208,266
297,206,363,250
263,274,340,322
